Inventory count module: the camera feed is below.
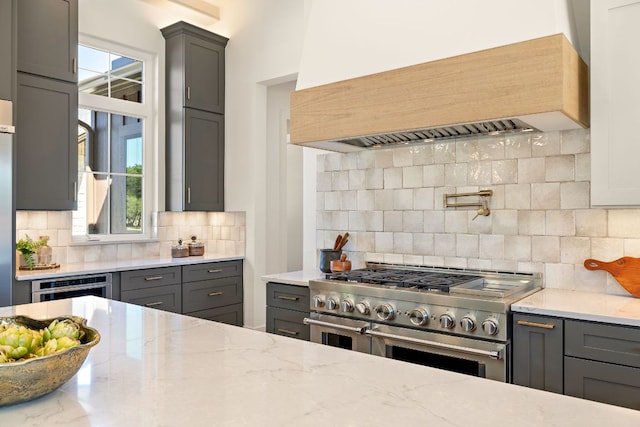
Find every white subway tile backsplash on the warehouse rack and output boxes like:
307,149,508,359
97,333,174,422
393,147,414,167
312,128,637,295
560,181,590,209
383,211,403,232
402,166,423,188
546,155,575,182
491,159,517,184
531,183,561,209
365,169,384,189
384,168,403,189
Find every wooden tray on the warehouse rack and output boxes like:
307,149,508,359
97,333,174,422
19,263,60,271
584,257,640,297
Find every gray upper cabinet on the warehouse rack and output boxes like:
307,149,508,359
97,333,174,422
15,0,78,210
16,0,78,83
0,0,14,101
16,73,77,210
162,22,228,212
162,21,227,114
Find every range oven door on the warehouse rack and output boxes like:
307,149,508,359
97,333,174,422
304,312,371,354
367,324,509,382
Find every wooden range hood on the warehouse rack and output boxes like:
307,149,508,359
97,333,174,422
290,33,589,152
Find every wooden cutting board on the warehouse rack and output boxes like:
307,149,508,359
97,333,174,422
584,257,640,297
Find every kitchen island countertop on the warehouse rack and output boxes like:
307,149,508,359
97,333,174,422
1,296,639,426
512,288,640,326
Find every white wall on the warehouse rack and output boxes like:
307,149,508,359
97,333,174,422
297,0,580,89
76,0,309,329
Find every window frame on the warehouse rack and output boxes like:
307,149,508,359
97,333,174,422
74,34,158,242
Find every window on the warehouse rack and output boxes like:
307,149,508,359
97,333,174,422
73,37,156,240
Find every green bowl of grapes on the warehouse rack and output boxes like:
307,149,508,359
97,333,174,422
0,315,100,406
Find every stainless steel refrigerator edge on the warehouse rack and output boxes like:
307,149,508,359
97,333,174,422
0,99,15,307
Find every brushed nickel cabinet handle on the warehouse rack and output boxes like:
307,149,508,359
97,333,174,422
187,187,191,204
277,295,299,301
516,320,555,329
73,181,77,201
145,301,163,307
277,328,298,336
144,276,163,281
208,269,223,273
187,86,191,100
208,291,223,297
72,57,77,74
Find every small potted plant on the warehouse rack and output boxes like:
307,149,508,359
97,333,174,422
16,235,43,269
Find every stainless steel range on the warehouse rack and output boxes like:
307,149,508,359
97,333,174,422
304,263,541,382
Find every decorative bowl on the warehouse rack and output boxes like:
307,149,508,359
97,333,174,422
0,315,100,406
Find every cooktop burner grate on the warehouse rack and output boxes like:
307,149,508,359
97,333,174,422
325,269,483,292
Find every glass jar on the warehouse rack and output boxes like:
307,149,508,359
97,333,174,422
37,236,52,265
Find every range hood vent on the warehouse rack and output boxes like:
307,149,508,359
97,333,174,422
290,34,589,152
337,118,537,149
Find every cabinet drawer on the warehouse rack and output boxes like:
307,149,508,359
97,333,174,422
266,306,310,341
187,303,243,327
121,284,182,313
121,267,181,291
266,282,310,312
182,260,242,283
565,356,640,410
182,276,242,312
565,320,640,368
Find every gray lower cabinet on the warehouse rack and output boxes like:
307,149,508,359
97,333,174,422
564,320,640,410
265,282,310,341
120,266,182,313
513,313,640,410
512,313,564,393
16,72,77,210
182,260,243,326
0,0,14,101
16,0,78,83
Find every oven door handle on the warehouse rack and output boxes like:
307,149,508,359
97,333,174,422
364,328,503,360
303,318,368,335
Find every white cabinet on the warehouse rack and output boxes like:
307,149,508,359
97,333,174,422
591,0,640,206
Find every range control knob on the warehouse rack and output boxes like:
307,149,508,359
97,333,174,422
408,308,429,326
373,303,395,321
326,297,339,310
460,315,477,332
312,295,325,308
355,301,370,315
439,313,456,329
482,318,499,336
341,299,354,313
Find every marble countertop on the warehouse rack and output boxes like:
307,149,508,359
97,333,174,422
1,297,639,426
15,253,244,281
512,288,640,326
261,270,324,287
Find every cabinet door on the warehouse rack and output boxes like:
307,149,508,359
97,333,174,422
184,34,225,114
16,72,77,210
121,267,181,292
182,276,242,313
266,306,310,341
17,0,78,83
565,320,640,368
120,284,182,313
512,313,564,393
590,0,640,205
0,0,14,101
184,109,224,211
266,282,310,312
182,260,241,283
187,303,243,326
565,356,640,410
